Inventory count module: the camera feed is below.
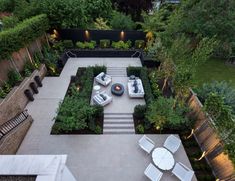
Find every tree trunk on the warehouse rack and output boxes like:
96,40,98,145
162,77,168,91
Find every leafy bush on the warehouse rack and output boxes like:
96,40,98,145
140,67,154,104
134,105,146,119
100,39,110,48
111,41,131,49
0,0,15,12
0,82,11,99
196,81,235,113
76,41,96,49
92,65,106,76
94,18,111,30
146,97,190,131
135,40,145,49
40,0,87,28
7,70,22,87
1,16,19,30
127,67,141,77
0,14,49,61
62,40,74,49
23,61,35,77
136,124,145,134
84,0,112,20
149,71,162,98
110,10,136,30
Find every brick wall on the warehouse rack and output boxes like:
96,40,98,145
0,116,33,154
0,64,47,125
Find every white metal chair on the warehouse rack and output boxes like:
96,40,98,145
172,162,194,181
144,163,163,181
138,135,155,154
163,135,181,154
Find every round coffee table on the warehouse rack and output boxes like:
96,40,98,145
152,147,175,170
111,83,124,96
93,85,101,94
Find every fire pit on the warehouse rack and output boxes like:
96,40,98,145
111,83,124,96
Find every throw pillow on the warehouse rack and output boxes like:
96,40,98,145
101,74,106,81
100,94,107,101
134,84,138,93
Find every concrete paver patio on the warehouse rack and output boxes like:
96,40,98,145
17,58,197,181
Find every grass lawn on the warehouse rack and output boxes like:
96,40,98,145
195,58,235,88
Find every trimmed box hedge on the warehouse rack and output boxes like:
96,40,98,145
0,14,49,61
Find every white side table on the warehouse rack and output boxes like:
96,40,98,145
152,147,175,170
93,85,101,94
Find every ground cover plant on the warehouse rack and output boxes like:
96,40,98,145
51,66,106,134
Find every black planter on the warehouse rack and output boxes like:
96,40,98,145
34,76,42,87
24,89,34,101
30,82,39,94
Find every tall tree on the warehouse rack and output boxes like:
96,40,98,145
112,0,153,21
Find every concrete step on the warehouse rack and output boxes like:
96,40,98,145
103,128,135,134
104,114,133,119
103,123,134,129
104,119,133,124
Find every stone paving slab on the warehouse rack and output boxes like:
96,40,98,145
18,134,197,181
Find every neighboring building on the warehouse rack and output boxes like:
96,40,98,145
150,0,180,13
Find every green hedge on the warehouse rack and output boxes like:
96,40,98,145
0,14,49,61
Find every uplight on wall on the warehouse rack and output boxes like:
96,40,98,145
120,30,125,40
85,30,90,41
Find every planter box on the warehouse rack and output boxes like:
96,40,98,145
0,64,47,125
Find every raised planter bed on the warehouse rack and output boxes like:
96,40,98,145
0,64,47,125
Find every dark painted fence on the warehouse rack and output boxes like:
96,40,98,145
57,29,146,44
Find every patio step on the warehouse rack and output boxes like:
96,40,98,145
107,67,127,77
103,113,135,134
103,128,135,134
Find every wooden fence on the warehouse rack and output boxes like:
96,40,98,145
188,90,235,180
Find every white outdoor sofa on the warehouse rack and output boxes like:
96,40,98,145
172,162,194,181
92,91,112,107
127,78,145,98
144,163,163,181
163,134,181,154
138,135,155,154
95,72,112,86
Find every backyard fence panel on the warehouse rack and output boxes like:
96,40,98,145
188,90,235,180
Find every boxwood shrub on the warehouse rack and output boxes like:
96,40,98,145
100,39,110,48
0,14,49,61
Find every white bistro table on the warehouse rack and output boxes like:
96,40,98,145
93,85,101,94
152,147,175,170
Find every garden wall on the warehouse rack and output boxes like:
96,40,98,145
0,36,45,85
0,115,33,154
188,90,235,180
58,29,146,45
0,64,47,125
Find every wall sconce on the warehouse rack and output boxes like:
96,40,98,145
85,30,90,41
120,30,125,41
195,151,206,161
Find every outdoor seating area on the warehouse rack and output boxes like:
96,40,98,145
92,72,145,107
139,135,195,181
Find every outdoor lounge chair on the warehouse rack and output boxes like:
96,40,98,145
163,134,181,154
92,91,112,107
144,163,163,181
95,72,112,86
138,135,155,154
127,78,145,98
172,162,194,181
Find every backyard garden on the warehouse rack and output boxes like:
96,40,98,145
0,0,235,180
